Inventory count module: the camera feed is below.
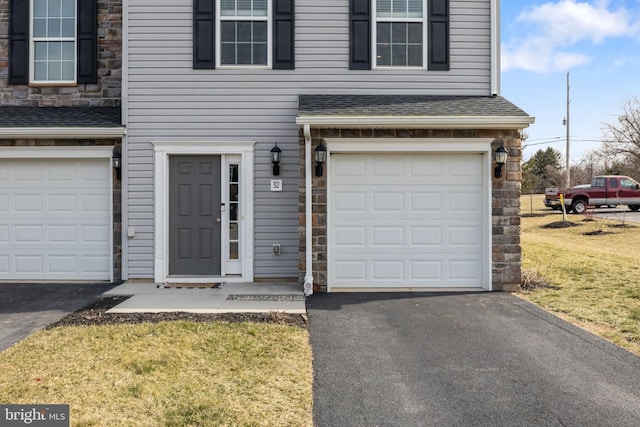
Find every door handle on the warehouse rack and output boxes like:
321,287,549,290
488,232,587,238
216,218,221,223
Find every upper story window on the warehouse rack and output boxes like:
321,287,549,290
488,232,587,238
8,0,98,86
374,0,424,67
193,0,294,70
218,0,271,66
350,0,449,71
32,0,77,83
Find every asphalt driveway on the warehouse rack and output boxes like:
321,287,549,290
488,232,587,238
307,292,640,427
0,283,116,352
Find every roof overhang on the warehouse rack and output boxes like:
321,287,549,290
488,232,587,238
0,126,126,139
296,115,535,129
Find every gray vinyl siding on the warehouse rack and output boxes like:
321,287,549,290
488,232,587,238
125,0,493,279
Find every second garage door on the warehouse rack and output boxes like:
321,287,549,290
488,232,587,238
329,152,487,290
0,158,112,281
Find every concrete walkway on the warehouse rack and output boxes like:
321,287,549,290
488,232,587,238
104,281,306,314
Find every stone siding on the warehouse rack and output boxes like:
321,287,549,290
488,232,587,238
0,138,123,281
0,1,122,107
298,128,523,292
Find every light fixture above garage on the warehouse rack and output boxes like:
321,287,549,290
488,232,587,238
112,146,121,180
494,143,508,179
270,143,282,176
315,142,327,177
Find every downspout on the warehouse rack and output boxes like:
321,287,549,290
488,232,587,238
491,0,500,96
303,124,314,296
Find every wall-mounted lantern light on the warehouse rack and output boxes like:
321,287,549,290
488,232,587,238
270,143,282,176
315,142,327,177
494,143,508,178
112,146,121,180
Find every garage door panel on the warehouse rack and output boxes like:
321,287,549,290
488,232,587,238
0,158,111,281
330,152,486,290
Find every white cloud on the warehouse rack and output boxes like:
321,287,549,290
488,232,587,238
502,0,640,73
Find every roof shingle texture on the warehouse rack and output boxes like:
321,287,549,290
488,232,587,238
298,95,530,117
0,107,122,128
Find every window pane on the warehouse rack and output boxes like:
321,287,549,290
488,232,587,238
62,18,75,37
408,45,422,66
49,0,62,17
392,23,407,44
48,19,62,37
237,21,252,42
391,45,406,66
392,0,406,17
221,44,236,64
407,23,422,43
229,165,239,182
48,42,62,60
221,0,236,16
253,0,268,16
253,44,267,65
48,62,62,80
34,42,47,60
230,184,239,202
62,0,75,17
62,61,74,80
62,41,74,60
253,21,267,42
237,0,252,16
377,0,392,17
34,62,47,80
378,22,391,44
377,43,390,65
33,18,47,37
236,43,252,64
34,0,47,17
230,223,238,240
229,242,239,260
221,21,236,42
230,204,238,221
408,0,423,18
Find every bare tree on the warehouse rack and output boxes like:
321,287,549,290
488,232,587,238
602,97,640,164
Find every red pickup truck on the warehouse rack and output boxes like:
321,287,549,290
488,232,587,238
545,175,640,214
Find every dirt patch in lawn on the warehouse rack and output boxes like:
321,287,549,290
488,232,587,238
47,297,308,329
542,221,582,229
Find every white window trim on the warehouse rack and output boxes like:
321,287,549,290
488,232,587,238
372,0,428,70
323,138,493,292
151,141,255,284
29,0,78,84
215,0,273,69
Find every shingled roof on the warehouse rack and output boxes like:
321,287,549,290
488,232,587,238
296,95,534,129
0,107,121,128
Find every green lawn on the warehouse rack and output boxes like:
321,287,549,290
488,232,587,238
0,321,313,427
519,194,640,355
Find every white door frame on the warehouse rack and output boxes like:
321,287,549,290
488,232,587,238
324,138,493,292
0,146,115,282
151,141,255,284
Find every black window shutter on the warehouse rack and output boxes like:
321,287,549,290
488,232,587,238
193,0,216,69
349,0,371,70
273,0,295,69
8,0,29,85
428,0,450,71
77,0,98,84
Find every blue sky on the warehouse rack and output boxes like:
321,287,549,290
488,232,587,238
500,0,640,162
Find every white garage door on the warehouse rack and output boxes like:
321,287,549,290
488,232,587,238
0,158,111,281
329,152,487,290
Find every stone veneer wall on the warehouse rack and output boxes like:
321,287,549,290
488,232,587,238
0,138,123,281
298,128,523,292
0,0,122,106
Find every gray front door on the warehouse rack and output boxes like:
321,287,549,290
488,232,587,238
169,155,221,275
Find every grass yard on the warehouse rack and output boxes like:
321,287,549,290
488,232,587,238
0,321,313,427
520,194,640,356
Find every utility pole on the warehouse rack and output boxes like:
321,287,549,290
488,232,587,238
564,72,571,188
